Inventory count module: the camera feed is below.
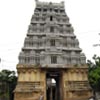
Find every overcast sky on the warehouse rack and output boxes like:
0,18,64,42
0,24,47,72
0,0,100,71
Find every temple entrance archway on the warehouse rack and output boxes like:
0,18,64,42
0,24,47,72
46,71,63,100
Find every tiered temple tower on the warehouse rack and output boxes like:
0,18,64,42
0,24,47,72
14,1,93,100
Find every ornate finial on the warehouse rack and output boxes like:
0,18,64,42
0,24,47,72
35,0,38,2
61,1,65,5
49,2,52,5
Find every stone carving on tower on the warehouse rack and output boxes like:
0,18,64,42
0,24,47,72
14,1,93,100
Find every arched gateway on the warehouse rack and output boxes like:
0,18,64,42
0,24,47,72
14,1,93,100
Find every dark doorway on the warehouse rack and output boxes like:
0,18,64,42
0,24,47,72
46,71,62,100
50,16,53,21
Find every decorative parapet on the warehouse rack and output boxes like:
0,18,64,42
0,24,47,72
35,0,65,8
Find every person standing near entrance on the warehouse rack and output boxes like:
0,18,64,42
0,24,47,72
39,92,44,100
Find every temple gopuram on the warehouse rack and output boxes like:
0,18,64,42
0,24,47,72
14,1,93,100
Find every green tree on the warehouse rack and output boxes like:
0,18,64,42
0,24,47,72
0,69,17,100
87,55,100,91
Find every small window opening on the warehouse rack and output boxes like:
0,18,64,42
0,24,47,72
50,16,53,21
35,56,40,64
50,27,54,32
50,8,52,12
50,39,55,46
51,56,57,64
43,9,47,12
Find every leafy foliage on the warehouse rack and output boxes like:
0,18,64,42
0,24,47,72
0,69,17,100
87,55,100,91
